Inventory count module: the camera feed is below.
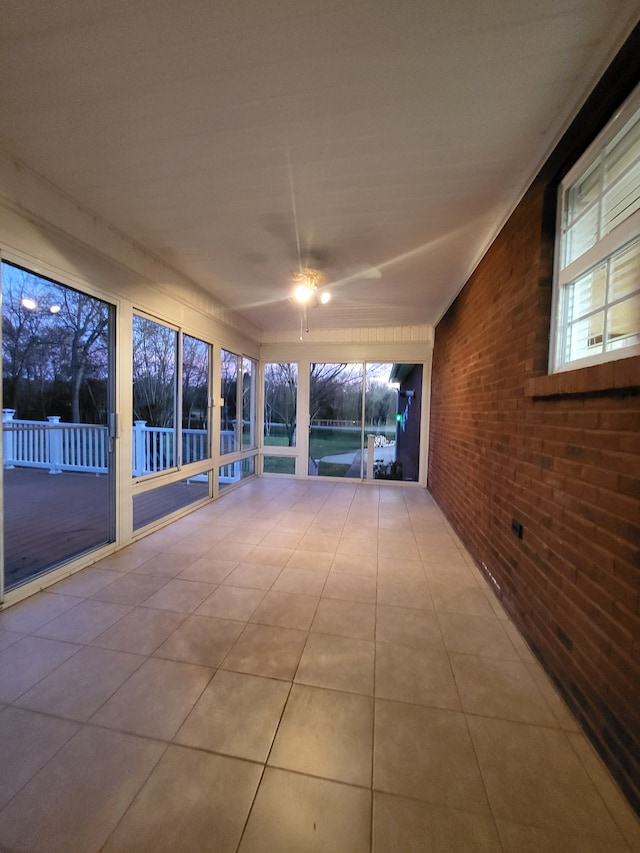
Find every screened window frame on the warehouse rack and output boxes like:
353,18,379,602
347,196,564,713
550,83,640,373
132,311,212,480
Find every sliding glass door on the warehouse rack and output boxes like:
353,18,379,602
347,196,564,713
1,262,115,592
308,362,422,481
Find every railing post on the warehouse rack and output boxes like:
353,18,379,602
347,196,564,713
133,420,147,476
366,434,375,480
47,416,62,474
2,409,16,469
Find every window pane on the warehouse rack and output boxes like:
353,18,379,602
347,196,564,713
568,311,604,361
132,315,177,475
263,455,296,474
133,475,208,530
220,349,239,454
564,205,599,266
609,240,640,302
182,335,210,463
570,264,606,317
264,362,297,447
218,455,255,491
606,296,640,350
566,160,601,225
309,363,363,478
242,357,256,449
603,111,640,233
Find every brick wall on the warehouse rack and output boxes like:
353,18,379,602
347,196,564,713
428,28,640,812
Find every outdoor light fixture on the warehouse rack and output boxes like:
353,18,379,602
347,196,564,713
20,297,62,314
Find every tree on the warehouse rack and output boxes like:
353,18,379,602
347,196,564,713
264,362,298,446
2,266,110,422
132,315,177,427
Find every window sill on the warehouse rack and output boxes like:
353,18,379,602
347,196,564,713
526,355,640,398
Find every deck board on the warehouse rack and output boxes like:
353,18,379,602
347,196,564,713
3,468,208,590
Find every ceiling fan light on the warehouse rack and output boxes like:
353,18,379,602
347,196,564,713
294,283,312,303
320,291,331,304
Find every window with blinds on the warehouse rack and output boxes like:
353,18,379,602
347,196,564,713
551,84,640,371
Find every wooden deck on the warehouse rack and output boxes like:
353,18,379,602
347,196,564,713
3,468,208,591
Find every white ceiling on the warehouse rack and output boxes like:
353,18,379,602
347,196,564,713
1,1,638,334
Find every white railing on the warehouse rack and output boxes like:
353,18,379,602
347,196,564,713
2,410,240,483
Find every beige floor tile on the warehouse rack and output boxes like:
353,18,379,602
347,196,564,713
375,641,460,709
95,547,163,573
225,561,283,589
378,541,422,562
311,598,376,641
103,745,261,853
0,592,80,634
49,567,125,598
89,572,170,605
295,632,375,695
438,611,519,659
195,584,265,620
91,657,213,740
526,661,581,731
176,556,238,583
269,684,373,786
373,791,502,853
15,645,143,721
220,525,267,544
376,604,443,648
221,623,307,680
377,577,433,609
467,715,624,841
286,550,335,571
502,620,537,663
273,567,328,596
331,553,378,577
246,544,295,567
260,529,305,549
429,579,496,616
141,578,217,613
0,725,165,853
277,511,316,531
450,653,558,725
0,628,24,652
497,819,632,853
0,707,79,810
32,599,131,644
92,606,186,655
374,698,489,813
376,557,425,580
336,537,378,558
297,531,341,553
176,669,290,761
568,732,640,849
250,590,319,631
322,573,377,603
154,614,244,666
133,551,198,577
0,635,81,702
239,768,371,853
211,541,261,562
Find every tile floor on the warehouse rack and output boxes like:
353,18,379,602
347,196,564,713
0,479,638,852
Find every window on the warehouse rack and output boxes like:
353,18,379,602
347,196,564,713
264,362,297,447
132,314,210,477
220,349,257,455
552,84,640,372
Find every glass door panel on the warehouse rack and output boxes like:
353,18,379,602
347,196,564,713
365,363,422,481
2,262,115,592
309,363,363,477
